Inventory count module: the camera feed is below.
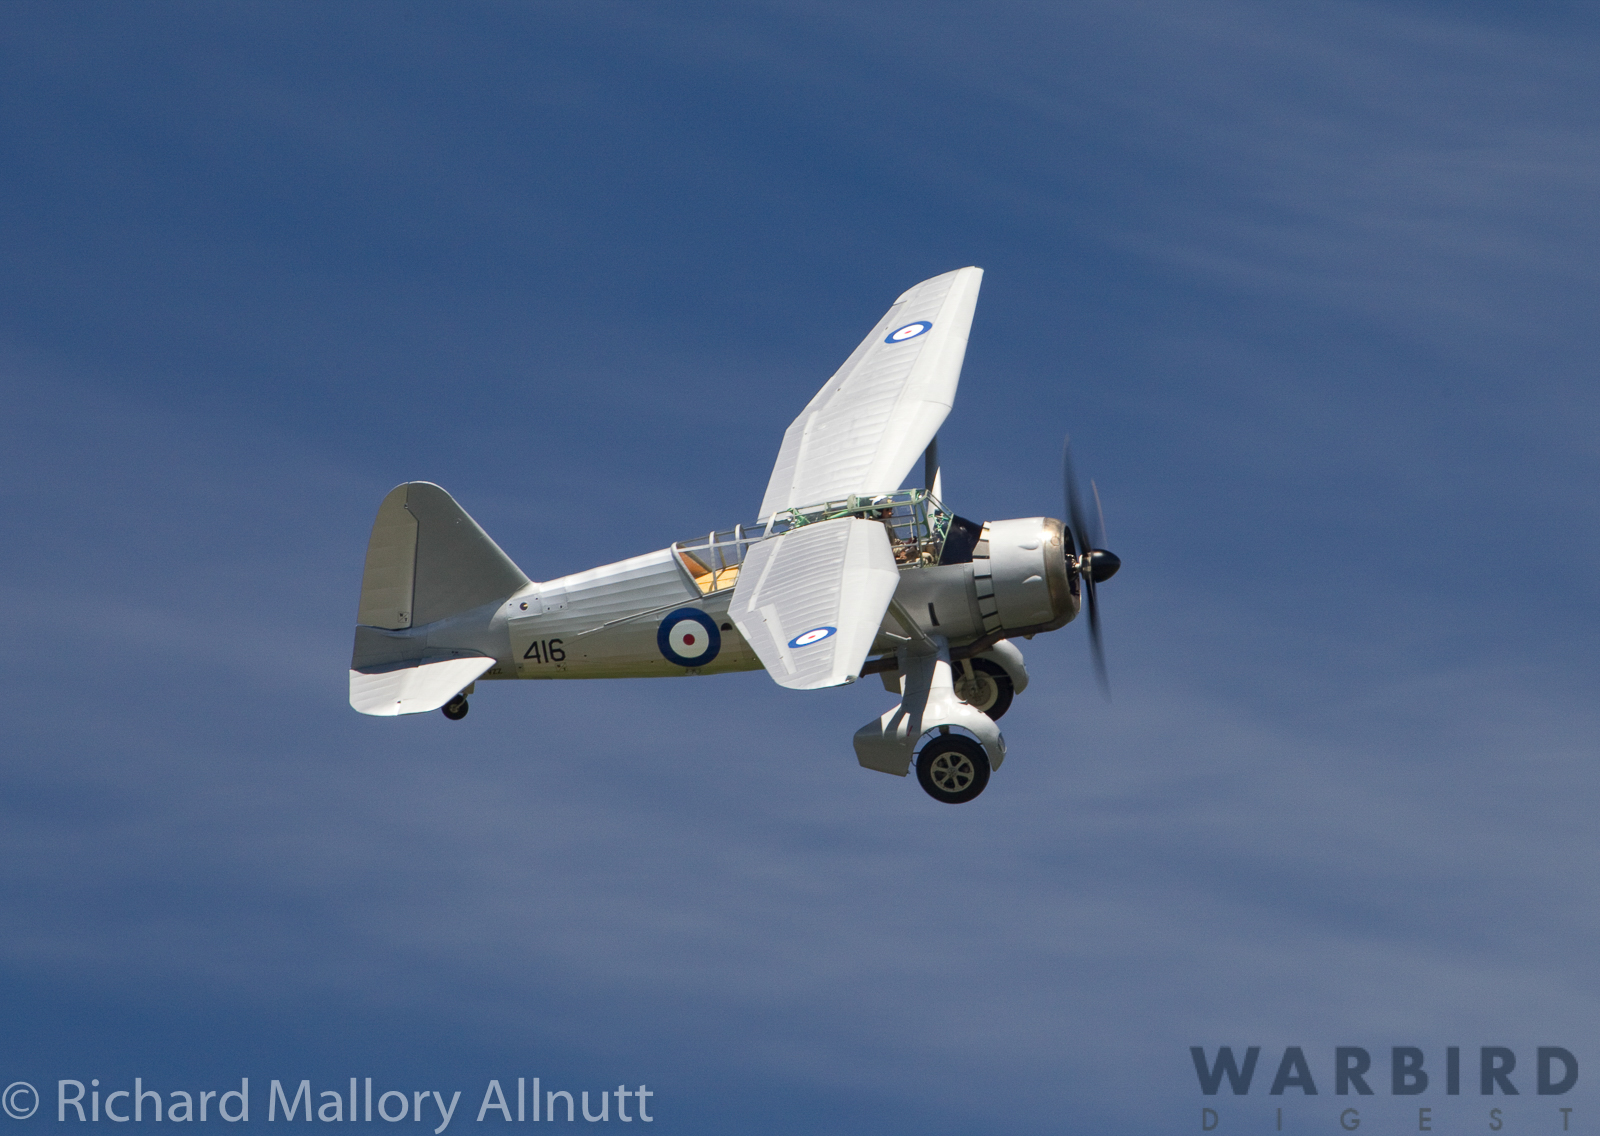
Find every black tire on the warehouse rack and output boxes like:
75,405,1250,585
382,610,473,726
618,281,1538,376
916,735,991,804
441,695,470,721
953,659,1014,720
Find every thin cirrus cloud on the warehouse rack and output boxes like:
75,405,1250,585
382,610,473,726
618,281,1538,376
0,2,1597,1133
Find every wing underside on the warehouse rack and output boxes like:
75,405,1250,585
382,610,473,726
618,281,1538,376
729,517,900,690
757,266,982,522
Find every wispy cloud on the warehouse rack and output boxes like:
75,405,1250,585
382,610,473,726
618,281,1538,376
1,2,1597,1132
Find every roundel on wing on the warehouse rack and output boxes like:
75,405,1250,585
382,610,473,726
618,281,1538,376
657,608,721,668
885,321,932,344
787,626,837,649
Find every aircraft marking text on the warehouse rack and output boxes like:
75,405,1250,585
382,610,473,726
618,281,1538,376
523,639,566,664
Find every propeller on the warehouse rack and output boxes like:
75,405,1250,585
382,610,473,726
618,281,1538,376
1062,436,1120,698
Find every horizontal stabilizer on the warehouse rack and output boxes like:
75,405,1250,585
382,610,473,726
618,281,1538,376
349,656,496,717
730,517,900,690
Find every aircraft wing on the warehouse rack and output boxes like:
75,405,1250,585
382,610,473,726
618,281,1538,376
730,517,901,690
757,266,983,522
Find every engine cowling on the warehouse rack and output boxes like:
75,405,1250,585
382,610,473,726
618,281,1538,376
972,517,1076,635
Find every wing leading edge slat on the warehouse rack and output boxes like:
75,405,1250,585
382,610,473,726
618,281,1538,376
730,518,900,690
757,266,982,522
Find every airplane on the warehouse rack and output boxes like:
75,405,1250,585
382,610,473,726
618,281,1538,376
348,267,1120,803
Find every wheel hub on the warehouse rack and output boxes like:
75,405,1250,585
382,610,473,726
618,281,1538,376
953,670,998,711
928,752,975,792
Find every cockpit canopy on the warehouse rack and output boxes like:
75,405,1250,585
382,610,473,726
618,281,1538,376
671,489,982,596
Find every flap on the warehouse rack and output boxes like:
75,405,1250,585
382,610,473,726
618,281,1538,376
729,517,901,690
349,655,496,717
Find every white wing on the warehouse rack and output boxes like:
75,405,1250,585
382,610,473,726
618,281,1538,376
757,266,983,522
730,518,900,690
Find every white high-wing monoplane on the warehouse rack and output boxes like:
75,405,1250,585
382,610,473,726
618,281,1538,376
348,267,1119,803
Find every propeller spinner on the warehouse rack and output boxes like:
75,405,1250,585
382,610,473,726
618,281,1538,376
1063,437,1119,697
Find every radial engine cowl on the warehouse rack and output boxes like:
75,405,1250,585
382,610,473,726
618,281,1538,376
973,517,1076,635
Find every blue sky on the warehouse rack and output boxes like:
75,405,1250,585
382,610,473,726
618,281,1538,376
2,2,1598,1133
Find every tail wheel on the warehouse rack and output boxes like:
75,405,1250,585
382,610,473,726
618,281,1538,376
442,694,470,721
953,659,1014,720
915,734,992,804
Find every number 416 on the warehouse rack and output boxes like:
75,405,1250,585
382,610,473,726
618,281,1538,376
524,639,565,663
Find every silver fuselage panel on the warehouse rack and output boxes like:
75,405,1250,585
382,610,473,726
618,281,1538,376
390,547,996,684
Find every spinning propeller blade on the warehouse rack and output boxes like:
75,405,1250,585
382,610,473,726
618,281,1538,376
1063,437,1119,699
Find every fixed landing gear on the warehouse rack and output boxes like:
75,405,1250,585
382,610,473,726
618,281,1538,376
915,732,991,804
856,648,1004,802
442,693,470,720
953,659,1014,720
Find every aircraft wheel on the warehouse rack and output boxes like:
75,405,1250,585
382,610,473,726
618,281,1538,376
916,735,991,804
442,694,470,721
953,659,1014,720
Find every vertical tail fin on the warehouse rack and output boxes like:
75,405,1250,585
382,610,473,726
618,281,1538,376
356,482,529,630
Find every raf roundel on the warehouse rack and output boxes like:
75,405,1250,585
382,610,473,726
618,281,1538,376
787,626,837,649
885,321,932,344
657,607,722,668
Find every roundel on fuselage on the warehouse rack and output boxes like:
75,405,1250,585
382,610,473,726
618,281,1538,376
657,608,721,668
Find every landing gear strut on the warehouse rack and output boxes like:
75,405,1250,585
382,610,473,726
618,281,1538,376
442,693,469,720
